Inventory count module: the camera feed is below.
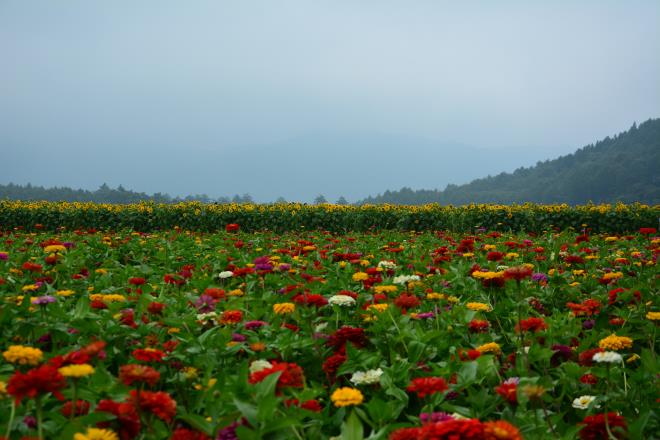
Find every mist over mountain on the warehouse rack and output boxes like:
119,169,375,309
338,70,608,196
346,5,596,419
2,131,568,203
360,119,660,205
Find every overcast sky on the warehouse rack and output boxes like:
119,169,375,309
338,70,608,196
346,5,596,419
1,0,659,202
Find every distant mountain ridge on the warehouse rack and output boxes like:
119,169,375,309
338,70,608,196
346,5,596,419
359,119,660,205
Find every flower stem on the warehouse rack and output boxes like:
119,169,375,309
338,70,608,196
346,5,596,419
36,396,44,440
5,400,15,439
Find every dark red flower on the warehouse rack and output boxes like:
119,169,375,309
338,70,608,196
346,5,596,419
639,227,656,235
580,373,598,385
7,365,66,404
226,223,240,233
326,326,367,351
406,377,448,399
486,251,504,262
61,399,90,417
322,353,347,380
96,399,141,440
129,277,146,285
578,348,603,367
578,413,627,440
148,301,166,315
394,294,421,313
292,293,328,307
503,266,533,281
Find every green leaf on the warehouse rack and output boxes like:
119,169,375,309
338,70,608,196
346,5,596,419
341,410,364,440
179,413,214,436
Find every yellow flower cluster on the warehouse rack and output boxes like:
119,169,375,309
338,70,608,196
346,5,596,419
73,428,119,440
3,345,43,365
273,303,295,315
228,289,244,297
352,272,369,281
476,342,501,355
645,311,660,321
367,303,389,313
331,387,364,407
59,363,95,378
57,289,76,297
466,302,492,312
426,292,446,300
89,294,126,303
373,285,398,294
601,272,623,281
598,334,633,351
472,271,505,280
44,244,67,253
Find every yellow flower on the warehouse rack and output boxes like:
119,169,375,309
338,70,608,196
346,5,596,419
228,289,244,297
572,270,586,277
331,387,364,407
373,285,398,295
604,236,618,242
0,381,8,399
352,272,369,281
646,311,660,321
95,268,108,275
339,261,347,268
44,245,67,254
303,245,316,251
273,303,295,315
472,271,504,280
483,244,497,251
626,354,640,364
56,289,76,297
461,253,475,258
446,296,460,304
601,272,623,281
59,363,95,378
426,292,446,300
168,327,180,334
21,284,39,292
367,303,389,313
505,252,519,260
3,345,43,365
476,342,501,355
598,334,633,351
73,428,119,440
466,302,492,312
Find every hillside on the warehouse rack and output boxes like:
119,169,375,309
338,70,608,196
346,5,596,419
360,119,660,205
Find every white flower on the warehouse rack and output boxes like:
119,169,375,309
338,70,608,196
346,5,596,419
350,368,383,385
377,260,397,270
496,265,509,271
328,295,356,307
314,322,329,332
219,271,234,279
196,311,217,323
392,275,420,285
572,395,597,410
249,359,273,374
593,351,623,364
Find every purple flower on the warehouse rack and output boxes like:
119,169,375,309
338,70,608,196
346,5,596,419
420,412,454,424
195,294,217,313
23,415,37,429
244,320,267,330
277,263,291,271
0,252,8,261
31,295,56,305
413,312,435,319
582,319,595,330
63,242,75,249
551,344,573,365
255,263,273,271
217,419,248,440
531,273,548,282
231,333,246,342
504,377,520,385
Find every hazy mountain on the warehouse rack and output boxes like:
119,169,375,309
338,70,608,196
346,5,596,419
360,119,660,205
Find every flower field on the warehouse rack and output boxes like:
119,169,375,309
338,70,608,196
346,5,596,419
0,222,658,439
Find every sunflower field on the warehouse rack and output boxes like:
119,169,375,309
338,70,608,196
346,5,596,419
0,215,658,439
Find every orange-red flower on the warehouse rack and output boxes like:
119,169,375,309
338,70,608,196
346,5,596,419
7,364,66,404
130,390,177,422
119,364,160,387
406,377,448,399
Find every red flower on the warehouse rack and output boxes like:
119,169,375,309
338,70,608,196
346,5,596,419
420,419,485,439
580,373,598,385
226,223,240,233
394,294,421,313
299,399,323,412
164,273,185,286
564,255,585,265
7,364,66,404
119,364,161,387
486,251,504,262
495,382,518,404
578,348,603,367
170,428,211,440
503,266,533,281
322,353,347,380
292,293,328,307
132,348,165,363
639,227,656,235
566,299,602,317
483,420,523,440
129,277,146,285
248,361,305,391
389,427,422,440
96,399,141,440
61,399,90,417
578,413,627,440
406,377,448,399
468,319,490,333
326,326,367,351
515,317,548,333
130,390,177,422
220,310,244,324
148,302,166,315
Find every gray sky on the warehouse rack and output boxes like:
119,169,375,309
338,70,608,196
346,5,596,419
1,0,659,202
